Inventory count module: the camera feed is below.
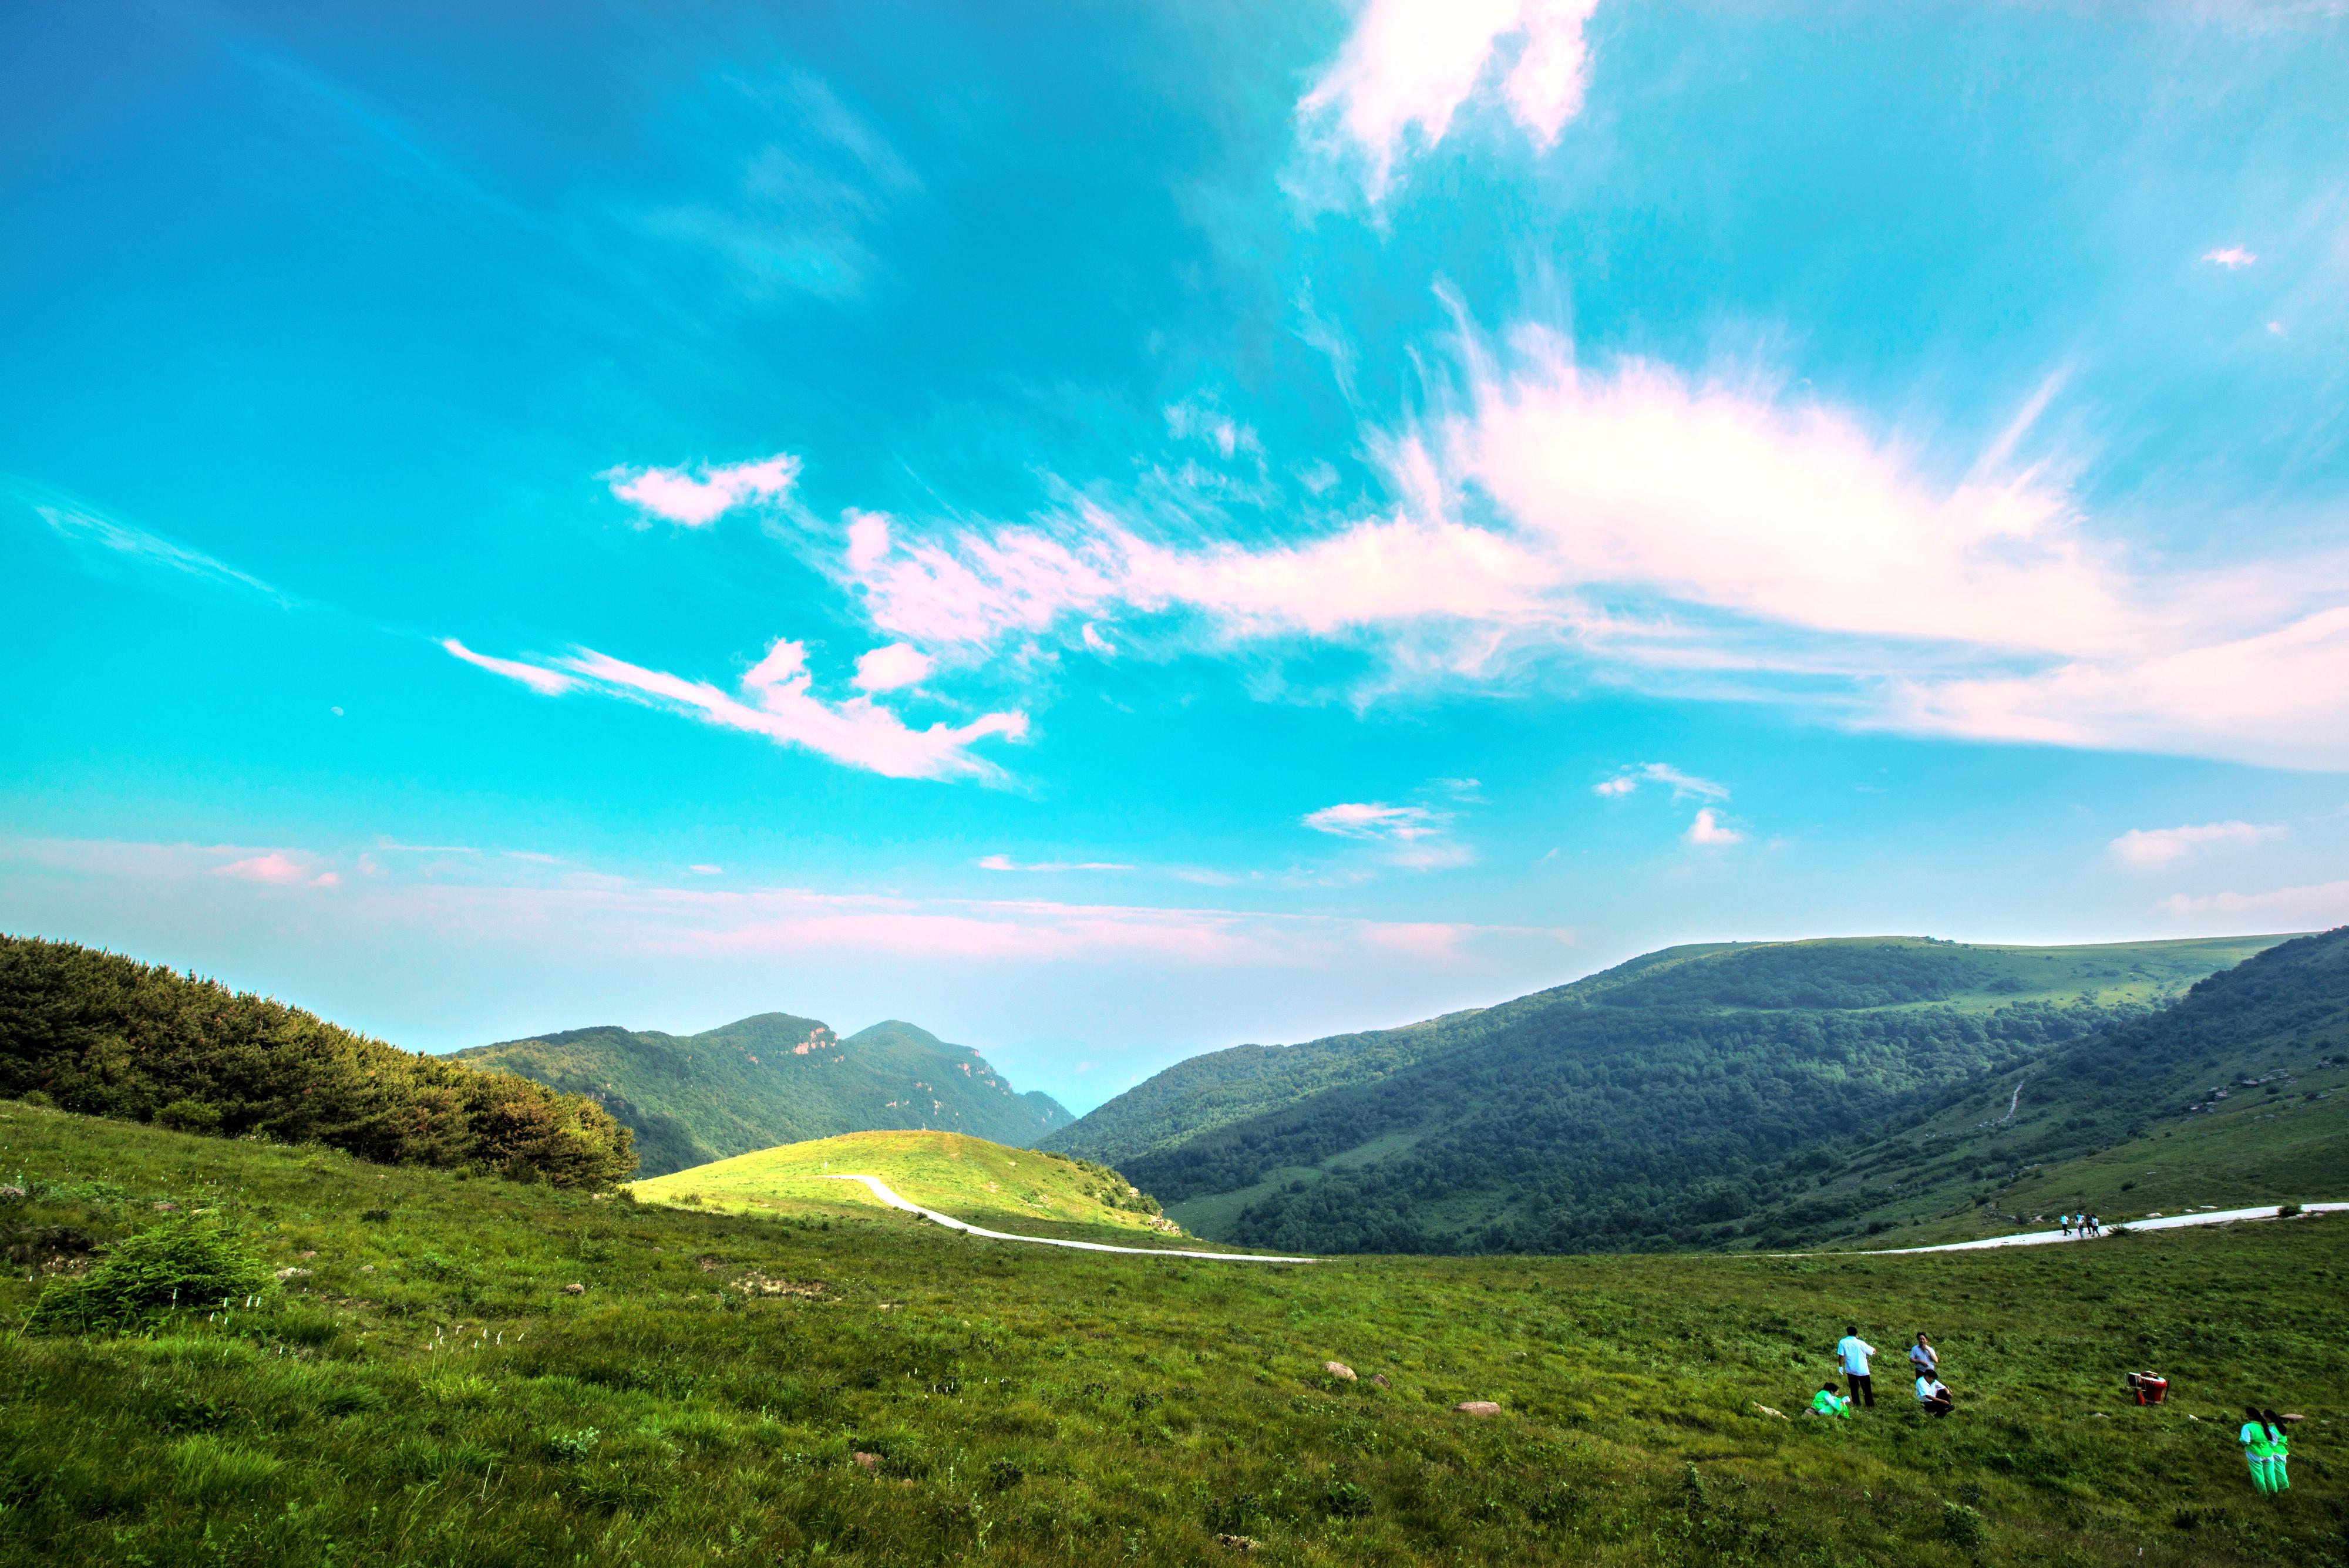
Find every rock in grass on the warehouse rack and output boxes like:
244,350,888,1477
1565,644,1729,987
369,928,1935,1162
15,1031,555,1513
1324,1361,1356,1381
1369,1374,1391,1389
1215,1535,1260,1552
853,1451,881,1472
1753,1402,1786,1419
561,1283,585,1296
1454,1401,1502,1416
273,1267,311,1281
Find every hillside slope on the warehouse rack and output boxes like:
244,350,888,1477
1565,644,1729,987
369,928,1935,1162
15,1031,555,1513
1768,926,2349,1247
0,934,633,1186
2,1098,2343,1567
459,1015,1071,1176
1082,936,2285,1254
632,1129,1184,1243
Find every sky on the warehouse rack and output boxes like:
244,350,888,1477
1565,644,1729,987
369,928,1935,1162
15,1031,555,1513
5,0,2349,1114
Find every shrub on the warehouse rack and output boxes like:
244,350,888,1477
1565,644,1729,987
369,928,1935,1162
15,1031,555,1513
1942,1500,1989,1547
2280,1202,2304,1218
25,1215,273,1333
547,1427,603,1462
154,1099,222,1134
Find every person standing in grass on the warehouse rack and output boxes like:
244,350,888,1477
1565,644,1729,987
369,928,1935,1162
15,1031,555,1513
2242,1407,2281,1493
1836,1327,1877,1408
1908,1332,1938,1382
2263,1409,2291,1493
1809,1382,1851,1418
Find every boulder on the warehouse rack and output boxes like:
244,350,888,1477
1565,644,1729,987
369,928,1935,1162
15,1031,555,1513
1453,1400,1502,1416
561,1282,586,1296
1369,1374,1391,1389
1324,1361,1357,1381
853,1452,881,1472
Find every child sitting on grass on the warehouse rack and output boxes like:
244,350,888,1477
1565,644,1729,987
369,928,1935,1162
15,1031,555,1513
1809,1382,1852,1418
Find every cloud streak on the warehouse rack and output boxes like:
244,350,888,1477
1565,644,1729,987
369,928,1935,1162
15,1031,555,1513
1593,763,1729,801
443,635,1025,782
2108,819,2285,868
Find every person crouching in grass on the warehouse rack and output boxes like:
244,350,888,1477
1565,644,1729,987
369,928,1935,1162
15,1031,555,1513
1914,1373,1953,1417
1808,1382,1852,1419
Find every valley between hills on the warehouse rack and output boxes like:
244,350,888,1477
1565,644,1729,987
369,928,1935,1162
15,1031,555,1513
2,926,2346,1566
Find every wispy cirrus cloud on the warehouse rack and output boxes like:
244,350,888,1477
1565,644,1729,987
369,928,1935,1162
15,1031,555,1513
1593,763,1729,801
977,854,1135,873
14,484,291,606
1301,801,1445,840
831,312,2349,772
2202,245,2258,269
601,453,800,527
2155,878,2349,926
442,635,1025,782
2,835,1563,971
2108,819,2286,867
1295,0,1603,203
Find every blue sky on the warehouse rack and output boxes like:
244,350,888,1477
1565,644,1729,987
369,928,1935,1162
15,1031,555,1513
5,1,2348,1112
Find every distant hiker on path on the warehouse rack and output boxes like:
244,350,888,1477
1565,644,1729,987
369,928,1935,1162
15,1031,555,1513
1908,1333,1938,1380
2061,1214,2074,1238
1809,1382,1851,1418
1836,1327,1877,1408
1915,1374,1953,1417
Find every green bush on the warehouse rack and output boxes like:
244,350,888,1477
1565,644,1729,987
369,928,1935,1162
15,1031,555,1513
1941,1500,1989,1547
24,1214,274,1332
154,1099,222,1134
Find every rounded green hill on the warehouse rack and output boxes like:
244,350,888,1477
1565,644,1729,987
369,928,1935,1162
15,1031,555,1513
630,1130,1186,1242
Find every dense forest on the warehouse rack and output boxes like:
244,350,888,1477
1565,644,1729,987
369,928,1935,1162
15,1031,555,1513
0,936,634,1187
1144,992,2118,1254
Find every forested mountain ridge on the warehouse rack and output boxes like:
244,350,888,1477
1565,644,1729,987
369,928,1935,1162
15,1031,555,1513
1044,936,2264,1169
459,1014,1072,1177
1059,935,2287,1254
0,934,634,1186
1753,924,2349,1247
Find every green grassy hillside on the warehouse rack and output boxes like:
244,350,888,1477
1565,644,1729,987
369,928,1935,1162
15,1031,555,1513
0,934,633,1187
1,1101,2343,1567
1104,937,2287,1255
1053,936,2280,1172
632,1130,1184,1243
1754,927,2349,1249
459,1015,1072,1177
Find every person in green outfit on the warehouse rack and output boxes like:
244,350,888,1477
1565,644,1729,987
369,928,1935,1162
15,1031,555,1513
1809,1382,1852,1418
2263,1408,2291,1493
2240,1407,2282,1492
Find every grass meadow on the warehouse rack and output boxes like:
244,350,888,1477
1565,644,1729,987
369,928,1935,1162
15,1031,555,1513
1,1100,2341,1567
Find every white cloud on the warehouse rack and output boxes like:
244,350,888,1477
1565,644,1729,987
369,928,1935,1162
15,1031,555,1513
1301,802,1443,840
2155,879,2349,926
1684,807,1744,847
1296,0,1602,201
977,854,1135,872
2203,246,2258,269
853,641,931,692
442,637,581,696
688,864,724,876
25,496,290,605
2108,819,2286,868
601,453,800,527
834,318,2349,772
213,851,341,889
1593,762,1729,801
443,635,1025,782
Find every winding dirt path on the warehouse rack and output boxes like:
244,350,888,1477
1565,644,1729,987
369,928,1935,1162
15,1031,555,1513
821,1174,1317,1263
1853,1202,2348,1256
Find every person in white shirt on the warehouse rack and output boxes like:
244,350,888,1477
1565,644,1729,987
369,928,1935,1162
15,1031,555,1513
1836,1327,1877,1408
1916,1375,1953,1416
1909,1333,1938,1381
